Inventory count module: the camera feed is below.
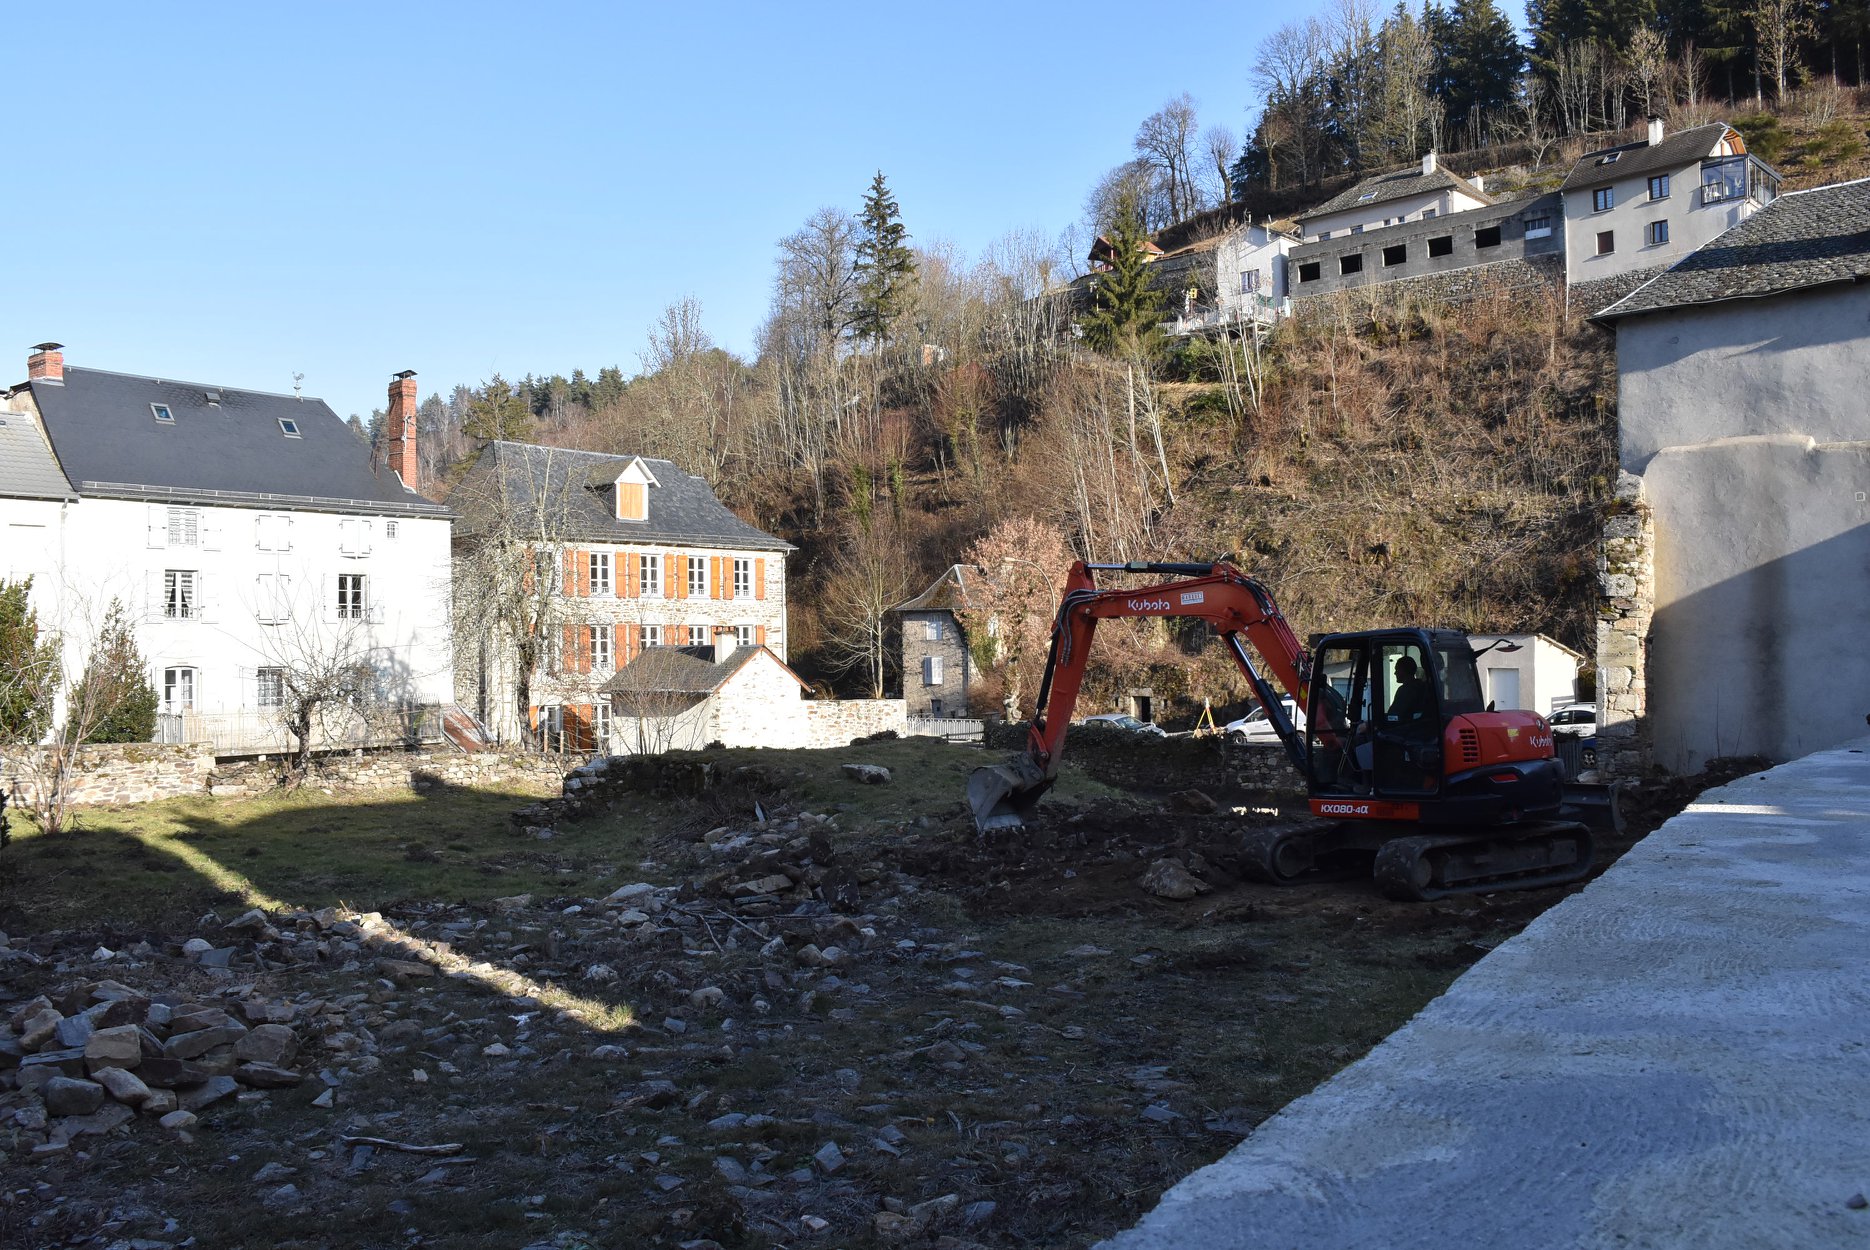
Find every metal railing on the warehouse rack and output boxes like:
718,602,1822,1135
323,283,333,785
155,703,444,755
905,716,985,742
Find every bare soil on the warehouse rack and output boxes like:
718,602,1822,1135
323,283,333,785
0,753,1760,1250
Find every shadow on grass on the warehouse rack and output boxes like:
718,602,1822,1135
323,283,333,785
0,775,647,1034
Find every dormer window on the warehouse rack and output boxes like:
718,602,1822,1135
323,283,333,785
278,417,302,438
604,455,660,522
151,403,174,423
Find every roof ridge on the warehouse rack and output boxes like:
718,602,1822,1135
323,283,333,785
58,365,326,404
497,439,677,467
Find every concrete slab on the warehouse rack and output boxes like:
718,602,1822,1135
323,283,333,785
1099,739,1870,1250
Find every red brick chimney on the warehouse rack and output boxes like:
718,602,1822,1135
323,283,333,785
27,342,64,383
386,369,419,495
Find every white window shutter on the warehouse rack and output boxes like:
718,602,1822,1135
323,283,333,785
201,514,221,552
930,655,944,685
284,515,294,552
195,572,213,623
145,570,158,617
146,506,167,549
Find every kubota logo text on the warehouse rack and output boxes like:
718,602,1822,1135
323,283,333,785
1127,598,1171,611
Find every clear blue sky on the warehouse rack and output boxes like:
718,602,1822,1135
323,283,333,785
3,1,1523,422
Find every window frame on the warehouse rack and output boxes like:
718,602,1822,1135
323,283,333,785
1596,230,1615,255
151,403,175,424
638,553,662,598
734,624,755,648
688,555,708,597
1298,261,1322,284
1429,234,1456,257
1592,187,1615,212
278,417,302,439
924,618,943,642
163,569,199,620
589,551,613,596
1648,174,1670,201
1523,216,1552,239
642,624,663,648
1645,219,1670,246
162,666,197,712
167,507,200,548
337,572,368,620
732,558,753,600
257,667,285,709
1339,253,1363,276
1381,243,1407,267
589,624,612,669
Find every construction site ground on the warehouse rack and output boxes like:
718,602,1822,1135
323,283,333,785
0,738,1749,1250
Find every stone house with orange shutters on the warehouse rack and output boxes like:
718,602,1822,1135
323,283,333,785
448,440,793,748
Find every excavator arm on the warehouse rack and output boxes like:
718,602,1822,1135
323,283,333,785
969,561,1320,832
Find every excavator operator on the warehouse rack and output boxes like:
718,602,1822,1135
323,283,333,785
1386,655,1430,722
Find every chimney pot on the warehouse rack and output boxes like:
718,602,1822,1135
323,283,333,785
385,369,421,497
1648,115,1665,146
1422,151,1437,177
27,343,65,383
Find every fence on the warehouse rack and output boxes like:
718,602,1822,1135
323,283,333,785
155,703,444,756
904,716,986,743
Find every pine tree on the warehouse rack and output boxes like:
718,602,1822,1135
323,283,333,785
73,600,158,744
1441,0,1525,136
1081,194,1163,356
851,172,917,348
463,374,535,443
0,578,57,743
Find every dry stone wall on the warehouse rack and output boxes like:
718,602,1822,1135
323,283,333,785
1595,470,1654,779
209,751,563,799
804,700,907,749
2,744,215,810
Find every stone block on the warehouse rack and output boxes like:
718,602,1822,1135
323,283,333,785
165,1025,248,1060
42,1075,106,1116
178,1074,239,1111
234,1024,300,1067
85,1025,142,1069
92,1066,154,1107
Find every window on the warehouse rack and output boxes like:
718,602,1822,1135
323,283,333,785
591,702,611,746
690,623,711,648
1317,230,1331,241
167,507,200,548
162,667,196,712
1381,243,1407,267
687,556,708,597
1645,219,1670,246
930,698,943,717
638,553,661,598
1648,174,1670,200
734,625,755,648
589,552,612,596
337,573,367,620
642,624,663,648
1240,270,1259,294
278,418,302,438
163,570,199,620
925,619,944,642
1473,226,1501,249
1339,253,1363,275
590,625,612,669
1593,187,1614,212
1357,191,1378,203
151,403,174,424
255,513,291,552
1428,235,1455,257
1350,224,1364,234
385,521,398,540
922,655,945,686
1422,208,1437,219
733,558,752,599
255,573,291,623
536,704,563,746
257,668,285,709
1298,261,1322,283
1523,216,1552,239
1596,230,1615,255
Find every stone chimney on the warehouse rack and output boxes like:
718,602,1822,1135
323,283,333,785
1648,115,1665,146
385,369,419,495
713,627,736,664
27,343,64,383
1421,151,1437,176
1471,173,1485,193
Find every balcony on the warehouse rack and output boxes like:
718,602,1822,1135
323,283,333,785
155,703,444,756
1700,155,1779,209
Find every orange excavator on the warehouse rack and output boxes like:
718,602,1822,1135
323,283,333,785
967,561,1620,901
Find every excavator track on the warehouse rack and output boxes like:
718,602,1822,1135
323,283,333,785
1372,821,1595,902
1239,824,1374,886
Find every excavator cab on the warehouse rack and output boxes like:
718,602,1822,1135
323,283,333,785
1305,629,1484,800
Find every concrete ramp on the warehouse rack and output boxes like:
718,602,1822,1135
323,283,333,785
1100,739,1870,1250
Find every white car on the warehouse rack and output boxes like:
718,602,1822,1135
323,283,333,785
1080,713,1168,737
1547,704,1597,734
1224,697,1305,743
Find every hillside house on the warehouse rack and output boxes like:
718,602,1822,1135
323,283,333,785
1588,179,1869,774
1295,152,1493,244
892,564,977,719
0,347,455,752
1563,118,1780,302
449,440,793,748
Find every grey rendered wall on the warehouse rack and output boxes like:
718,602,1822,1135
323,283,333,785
1644,436,1870,772
1563,169,1749,286
1289,194,1562,300
1617,284,1870,472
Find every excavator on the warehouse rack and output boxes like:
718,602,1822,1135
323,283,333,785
967,560,1621,901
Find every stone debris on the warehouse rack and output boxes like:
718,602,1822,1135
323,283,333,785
840,763,892,785
1139,857,1213,900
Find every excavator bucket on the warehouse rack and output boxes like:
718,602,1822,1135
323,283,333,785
967,757,1051,833
1560,781,1625,835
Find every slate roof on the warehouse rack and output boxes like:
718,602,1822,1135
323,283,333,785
1297,163,1491,221
24,367,443,515
453,441,793,551
1559,122,1737,192
893,564,981,613
1590,179,1870,323
599,643,807,712
0,410,75,500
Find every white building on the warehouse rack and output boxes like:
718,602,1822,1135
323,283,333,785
1295,153,1492,244
1213,220,1300,323
1,346,455,752
1465,633,1586,714
1562,119,1780,294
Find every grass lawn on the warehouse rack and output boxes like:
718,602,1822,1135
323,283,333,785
0,738,1117,933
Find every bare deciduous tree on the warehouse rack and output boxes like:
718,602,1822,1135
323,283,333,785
956,517,1074,722
1134,94,1204,222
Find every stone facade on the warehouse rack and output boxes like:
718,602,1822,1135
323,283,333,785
1568,265,1669,320
1595,472,1655,779
804,700,908,749
899,609,971,718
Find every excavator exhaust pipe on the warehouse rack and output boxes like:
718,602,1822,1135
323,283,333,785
968,757,1052,833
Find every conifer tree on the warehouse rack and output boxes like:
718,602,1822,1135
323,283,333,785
1081,194,1162,356
852,172,917,347
463,374,535,443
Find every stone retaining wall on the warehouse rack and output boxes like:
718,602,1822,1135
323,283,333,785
1,743,216,810
805,700,908,749
1292,255,1562,322
209,751,564,799
1595,471,1654,779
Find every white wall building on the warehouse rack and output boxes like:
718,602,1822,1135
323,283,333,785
1,346,454,752
1214,220,1299,322
1466,633,1586,714
1295,153,1492,244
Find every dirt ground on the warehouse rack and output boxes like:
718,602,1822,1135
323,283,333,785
0,748,1762,1250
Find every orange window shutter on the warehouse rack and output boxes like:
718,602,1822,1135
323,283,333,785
528,704,539,731
580,628,593,674
713,557,726,600
615,622,628,664
666,552,680,599
755,558,766,600
577,552,591,598
625,552,640,598
626,624,641,663
756,625,767,648
560,624,576,672
561,549,575,597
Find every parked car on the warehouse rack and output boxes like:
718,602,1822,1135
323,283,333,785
1223,697,1306,743
1080,713,1168,737
1548,703,1597,734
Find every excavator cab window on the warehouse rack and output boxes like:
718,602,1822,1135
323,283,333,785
1307,644,1369,790
1373,640,1439,793
1434,642,1486,716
